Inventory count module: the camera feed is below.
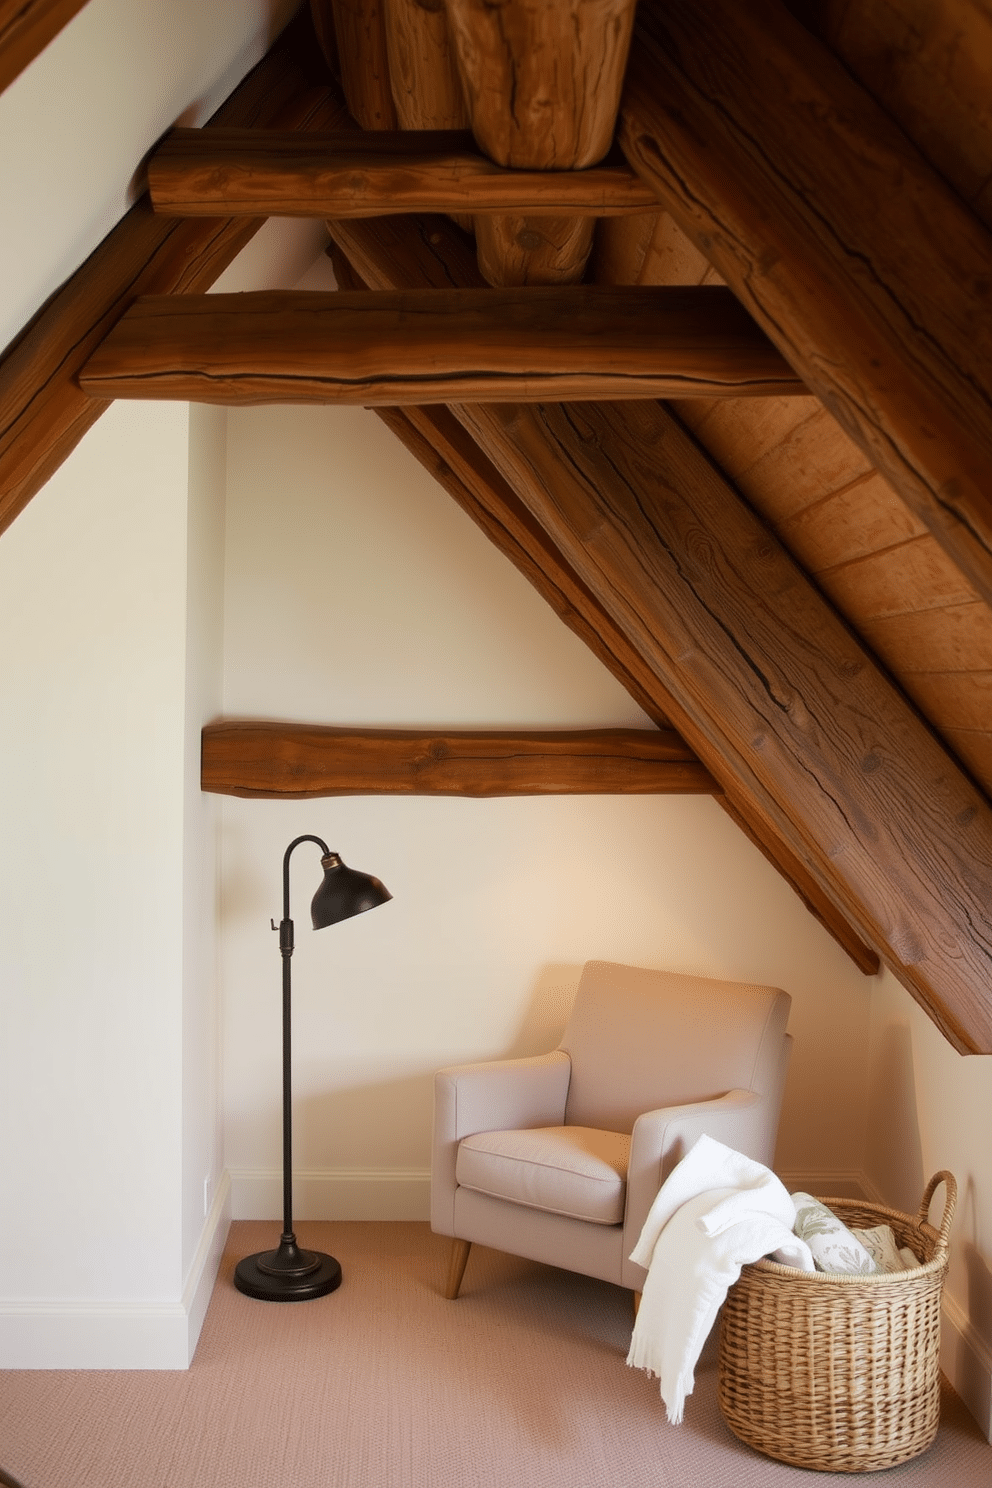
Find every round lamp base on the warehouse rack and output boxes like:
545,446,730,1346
234,1245,342,1302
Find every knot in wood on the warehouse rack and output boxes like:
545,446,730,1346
861,751,882,774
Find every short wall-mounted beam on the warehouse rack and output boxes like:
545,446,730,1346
200,722,718,799
79,286,804,405
148,128,660,219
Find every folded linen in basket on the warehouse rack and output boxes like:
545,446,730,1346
792,1193,880,1274
627,1135,814,1425
853,1223,920,1274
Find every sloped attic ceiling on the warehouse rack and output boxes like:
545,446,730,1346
2,0,992,1053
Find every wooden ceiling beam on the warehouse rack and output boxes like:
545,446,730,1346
456,395,992,1053
327,214,881,978
0,0,88,96
201,721,715,799
328,211,992,1047
79,285,804,406
148,128,658,219
619,0,992,611
0,10,350,537
445,0,637,287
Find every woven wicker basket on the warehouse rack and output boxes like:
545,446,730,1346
717,1171,957,1474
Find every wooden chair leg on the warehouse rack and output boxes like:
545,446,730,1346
632,1290,642,1319
443,1237,472,1299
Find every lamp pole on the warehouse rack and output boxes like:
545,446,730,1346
234,834,391,1302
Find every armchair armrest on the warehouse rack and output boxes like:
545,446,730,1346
431,1050,571,1235
621,1089,769,1289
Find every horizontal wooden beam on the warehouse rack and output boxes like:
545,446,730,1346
148,127,660,218
327,215,881,978
620,0,992,610
201,721,716,798
79,286,804,405
0,10,350,537
0,0,88,95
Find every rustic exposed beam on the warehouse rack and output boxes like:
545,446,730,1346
0,0,88,95
384,0,468,133
148,128,659,219
456,397,992,1052
0,10,350,537
445,0,637,286
619,0,992,611
201,721,715,799
327,216,880,978
319,0,396,130
79,286,804,406
328,212,992,1046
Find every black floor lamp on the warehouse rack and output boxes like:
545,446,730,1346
234,834,392,1302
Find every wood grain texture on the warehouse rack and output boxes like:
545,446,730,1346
80,286,804,405
384,0,469,131
321,0,397,129
148,128,659,218
445,0,636,168
446,0,637,285
0,11,349,536
201,721,715,798
620,0,992,611
0,0,87,95
327,212,882,978
455,396,992,1051
791,0,992,229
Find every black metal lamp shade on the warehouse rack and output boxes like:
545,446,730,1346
311,852,392,929
234,835,391,1303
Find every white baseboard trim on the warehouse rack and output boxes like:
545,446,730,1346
183,1169,232,1362
229,1166,431,1221
0,1174,232,1370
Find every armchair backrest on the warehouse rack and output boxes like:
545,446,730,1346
559,960,792,1133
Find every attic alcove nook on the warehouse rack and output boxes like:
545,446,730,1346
1,0,992,1445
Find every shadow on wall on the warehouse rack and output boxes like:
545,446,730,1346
865,1020,925,1212
503,963,584,1060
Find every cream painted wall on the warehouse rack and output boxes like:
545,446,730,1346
218,401,876,1211
0,402,191,1310
866,970,992,1432
0,0,299,355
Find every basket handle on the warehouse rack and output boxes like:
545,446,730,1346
917,1171,957,1257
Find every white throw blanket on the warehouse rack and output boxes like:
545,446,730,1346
626,1134,814,1424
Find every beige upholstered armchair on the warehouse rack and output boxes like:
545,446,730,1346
432,960,792,1299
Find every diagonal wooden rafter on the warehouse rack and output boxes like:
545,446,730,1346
0,0,88,95
78,285,805,405
326,219,881,978
327,208,992,1052
619,0,992,611
0,9,350,538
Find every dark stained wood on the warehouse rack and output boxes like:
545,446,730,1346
445,0,638,286
0,11,350,537
201,721,715,799
327,213,882,978
0,0,88,95
619,0,992,612
790,0,992,230
79,286,804,405
148,128,660,219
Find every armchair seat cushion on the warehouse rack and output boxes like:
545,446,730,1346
455,1125,630,1225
